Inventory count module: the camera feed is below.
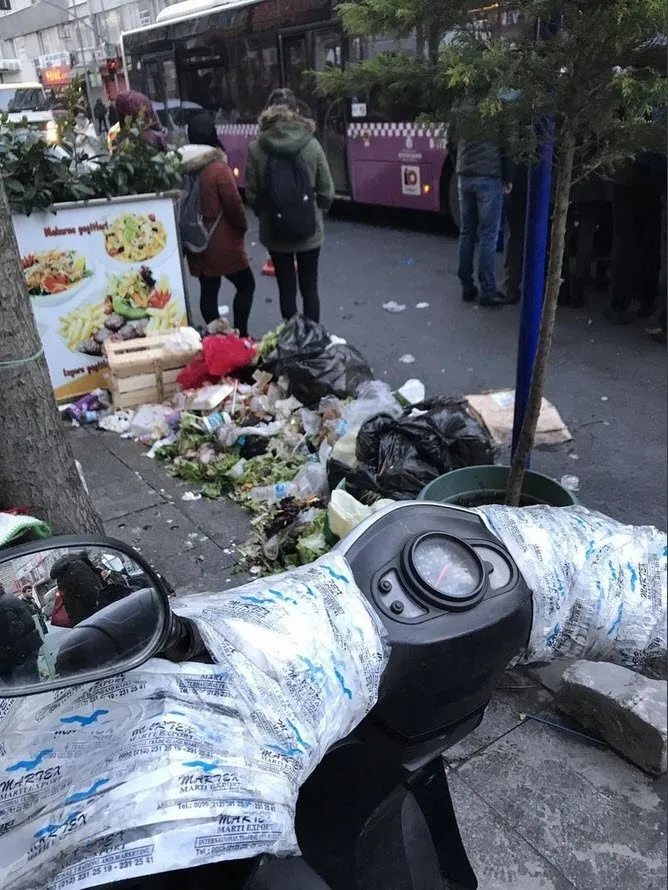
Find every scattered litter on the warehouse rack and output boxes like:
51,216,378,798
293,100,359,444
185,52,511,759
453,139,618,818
129,404,172,441
569,453,579,460
219,305,230,316
187,532,199,539
98,410,133,434
396,379,425,406
401,258,416,265
185,540,194,550
187,383,235,412
560,475,580,492
382,301,406,313
601,396,609,402
399,354,415,364
466,390,572,448
415,302,430,309
181,491,202,502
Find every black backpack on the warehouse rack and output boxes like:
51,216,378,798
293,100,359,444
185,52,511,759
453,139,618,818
264,151,317,243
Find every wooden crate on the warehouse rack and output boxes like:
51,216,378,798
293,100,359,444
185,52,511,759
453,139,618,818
104,334,200,410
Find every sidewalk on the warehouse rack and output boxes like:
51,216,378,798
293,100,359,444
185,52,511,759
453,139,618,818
70,426,667,890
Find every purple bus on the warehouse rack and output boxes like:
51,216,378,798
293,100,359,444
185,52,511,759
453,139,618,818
121,0,521,220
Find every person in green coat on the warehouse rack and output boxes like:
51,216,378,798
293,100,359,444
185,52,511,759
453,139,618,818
246,88,335,323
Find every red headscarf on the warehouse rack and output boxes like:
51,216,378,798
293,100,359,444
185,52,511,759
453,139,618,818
113,90,168,151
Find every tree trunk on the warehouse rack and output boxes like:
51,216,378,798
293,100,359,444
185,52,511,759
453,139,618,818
505,129,576,506
0,179,104,535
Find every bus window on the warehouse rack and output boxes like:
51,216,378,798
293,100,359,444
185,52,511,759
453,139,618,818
178,32,280,125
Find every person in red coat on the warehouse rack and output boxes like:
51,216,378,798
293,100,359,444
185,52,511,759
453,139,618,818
181,113,256,336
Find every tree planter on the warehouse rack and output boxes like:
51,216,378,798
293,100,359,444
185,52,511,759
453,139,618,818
419,465,577,508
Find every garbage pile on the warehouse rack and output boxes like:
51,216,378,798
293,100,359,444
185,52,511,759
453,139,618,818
88,316,493,574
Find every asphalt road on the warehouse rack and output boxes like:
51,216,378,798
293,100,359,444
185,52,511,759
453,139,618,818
186,204,667,530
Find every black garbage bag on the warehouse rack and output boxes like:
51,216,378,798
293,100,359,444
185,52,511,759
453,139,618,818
265,315,373,406
343,398,493,500
261,315,330,374
285,343,373,406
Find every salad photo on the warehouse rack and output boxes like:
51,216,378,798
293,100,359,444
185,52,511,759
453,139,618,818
106,266,171,319
104,212,168,263
21,248,92,298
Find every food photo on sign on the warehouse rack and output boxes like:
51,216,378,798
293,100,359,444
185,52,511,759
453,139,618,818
12,196,188,401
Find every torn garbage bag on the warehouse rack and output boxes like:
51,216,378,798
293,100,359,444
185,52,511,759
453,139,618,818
266,316,373,406
0,555,388,890
476,505,667,680
344,398,493,500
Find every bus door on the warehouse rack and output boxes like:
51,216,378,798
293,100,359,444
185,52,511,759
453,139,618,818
142,52,179,133
279,28,350,195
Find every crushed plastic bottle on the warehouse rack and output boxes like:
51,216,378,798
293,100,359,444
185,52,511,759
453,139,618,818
248,462,328,504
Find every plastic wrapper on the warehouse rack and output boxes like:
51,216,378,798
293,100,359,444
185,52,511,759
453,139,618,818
345,398,493,500
0,556,388,890
477,505,668,679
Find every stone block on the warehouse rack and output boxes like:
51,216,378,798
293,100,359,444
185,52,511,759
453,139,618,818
558,659,667,775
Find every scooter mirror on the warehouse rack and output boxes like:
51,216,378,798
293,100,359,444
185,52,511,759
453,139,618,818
0,536,171,697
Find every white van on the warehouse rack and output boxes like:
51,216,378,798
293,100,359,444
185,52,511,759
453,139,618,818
0,82,58,143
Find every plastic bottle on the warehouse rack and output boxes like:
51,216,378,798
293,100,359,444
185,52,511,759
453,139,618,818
247,462,328,504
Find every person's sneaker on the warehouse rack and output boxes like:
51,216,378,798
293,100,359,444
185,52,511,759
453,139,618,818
480,291,514,307
462,285,478,303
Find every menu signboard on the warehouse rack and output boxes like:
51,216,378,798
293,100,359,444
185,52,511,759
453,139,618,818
12,195,188,400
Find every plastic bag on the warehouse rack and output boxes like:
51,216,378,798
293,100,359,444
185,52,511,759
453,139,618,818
337,381,402,437
176,352,217,390
128,404,172,440
269,316,373,407
273,314,331,365
284,344,373,407
328,490,395,539
203,334,258,377
0,556,388,890
477,505,667,679
346,398,493,500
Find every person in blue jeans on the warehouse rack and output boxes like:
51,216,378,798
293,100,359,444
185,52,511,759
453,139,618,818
447,134,516,306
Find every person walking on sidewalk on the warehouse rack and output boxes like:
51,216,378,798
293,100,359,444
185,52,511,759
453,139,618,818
94,98,108,135
447,127,516,306
181,112,256,336
245,88,334,323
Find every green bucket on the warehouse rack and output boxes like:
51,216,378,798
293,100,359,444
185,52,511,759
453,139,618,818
418,465,578,508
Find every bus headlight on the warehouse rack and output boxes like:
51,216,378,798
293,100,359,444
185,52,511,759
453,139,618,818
45,119,59,145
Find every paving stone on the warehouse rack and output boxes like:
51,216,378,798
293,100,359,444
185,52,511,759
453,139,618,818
448,772,577,890
105,504,242,592
558,660,668,776
69,428,164,521
455,712,667,890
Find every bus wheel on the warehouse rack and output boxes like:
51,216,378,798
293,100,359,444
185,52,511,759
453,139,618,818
440,164,460,233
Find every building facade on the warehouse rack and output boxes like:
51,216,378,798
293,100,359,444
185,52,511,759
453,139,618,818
0,0,177,98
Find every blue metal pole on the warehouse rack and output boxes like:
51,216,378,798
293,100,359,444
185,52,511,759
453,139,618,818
510,121,554,459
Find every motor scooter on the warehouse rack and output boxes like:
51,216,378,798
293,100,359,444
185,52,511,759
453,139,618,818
0,501,532,890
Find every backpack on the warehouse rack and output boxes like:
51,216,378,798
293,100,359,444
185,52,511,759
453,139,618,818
179,171,222,254
264,151,317,243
